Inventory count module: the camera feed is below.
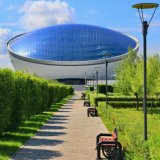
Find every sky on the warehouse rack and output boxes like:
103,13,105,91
0,0,160,68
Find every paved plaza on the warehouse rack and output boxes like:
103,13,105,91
12,92,107,160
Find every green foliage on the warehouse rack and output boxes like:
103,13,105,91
97,102,160,159
7,71,28,131
115,49,138,95
0,69,74,133
0,69,15,133
98,84,114,94
98,84,106,94
87,93,105,106
87,92,160,108
115,50,160,97
147,55,160,96
89,86,94,91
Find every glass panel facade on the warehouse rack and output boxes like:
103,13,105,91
10,24,137,61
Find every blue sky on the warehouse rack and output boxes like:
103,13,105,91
0,0,160,68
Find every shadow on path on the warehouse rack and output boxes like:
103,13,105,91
36,130,66,137
46,121,67,125
53,115,69,118
51,118,68,121
58,110,71,113
12,148,62,160
41,125,66,130
25,138,64,146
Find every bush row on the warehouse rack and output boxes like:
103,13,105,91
105,101,160,108
88,86,94,91
87,84,114,93
0,69,74,133
87,93,105,106
98,84,114,94
96,95,160,102
88,92,160,108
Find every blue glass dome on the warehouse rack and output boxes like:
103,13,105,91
9,24,137,61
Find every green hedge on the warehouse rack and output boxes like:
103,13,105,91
88,93,105,106
8,71,27,131
89,86,94,91
107,101,159,108
0,69,15,132
0,69,74,133
88,92,160,108
106,101,142,108
98,84,114,94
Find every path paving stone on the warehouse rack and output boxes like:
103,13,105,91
12,92,108,160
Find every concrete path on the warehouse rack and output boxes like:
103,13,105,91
12,92,107,160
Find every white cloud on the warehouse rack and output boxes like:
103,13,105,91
0,29,14,68
19,0,76,31
0,54,13,69
0,54,9,60
0,22,19,27
0,29,13,54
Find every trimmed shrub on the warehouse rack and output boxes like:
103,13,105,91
7,71,27,131
47,83,56,107
88,93,105,106
89,86,94,91
107,101,142,108
0,69,74,133
98,84,114,94
0,69,15,132
38,79,49,112
98,84,105,94
25,75,41,118
88,92,160,108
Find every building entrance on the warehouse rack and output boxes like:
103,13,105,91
58,79,85,85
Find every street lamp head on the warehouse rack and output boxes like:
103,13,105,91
132,3,159,25
132,3,159,9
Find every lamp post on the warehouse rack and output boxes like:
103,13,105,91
89,76,91,86
96,71,98,95
95,67,100,96
132,3,159,141
102,53,112,107
93,74,95,90
105,59,108,106
85,72,87,90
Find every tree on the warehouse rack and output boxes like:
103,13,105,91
115,51,160,103
115,49,140,95
147,54,160,96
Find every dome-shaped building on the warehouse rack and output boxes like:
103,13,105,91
7,24,139,83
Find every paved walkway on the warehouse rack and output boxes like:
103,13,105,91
12,92,107,160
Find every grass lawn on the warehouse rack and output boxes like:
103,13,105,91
0,95,72,160
98,102,160,160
